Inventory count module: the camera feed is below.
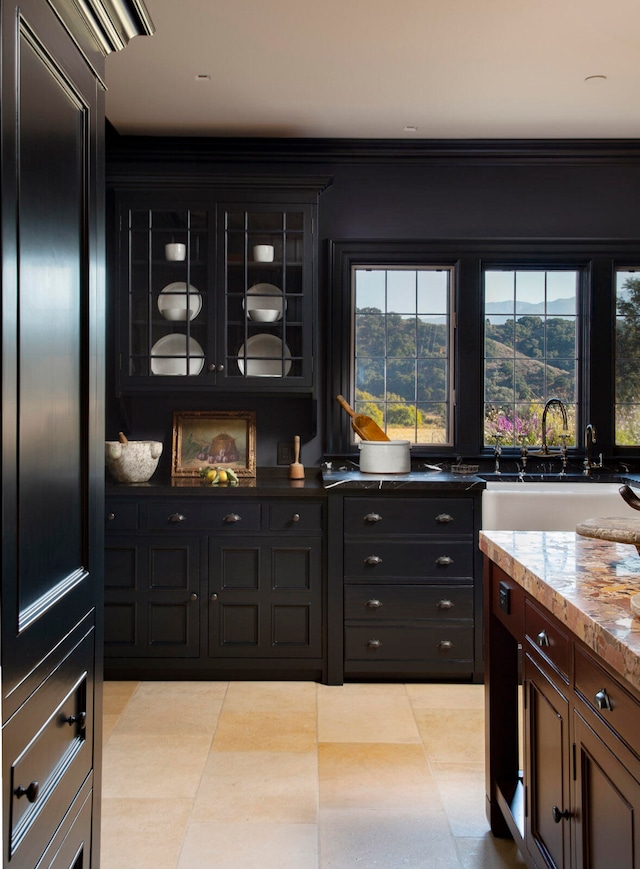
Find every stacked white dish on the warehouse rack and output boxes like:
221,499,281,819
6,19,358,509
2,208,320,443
150,334,204,375
243,283,285,322
157,283,202,322
238,334,291,377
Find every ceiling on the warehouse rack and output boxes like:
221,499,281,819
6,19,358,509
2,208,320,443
105,0,640,140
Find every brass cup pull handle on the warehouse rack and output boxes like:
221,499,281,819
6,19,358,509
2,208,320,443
168,513,186,523
437,599,454,610
15,781,39,803
436,556,453,566
551,806,570,823
435,513,454,524
365,599,382,608
223,513,241,523
438,640,454,652
364,512,382,523
367,639,383,649
595,688,613,711
364,555,382,566
536,630,550,647
64,711,87,731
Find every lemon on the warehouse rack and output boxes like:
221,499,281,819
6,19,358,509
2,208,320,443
217,469,228,483
205,469,217,482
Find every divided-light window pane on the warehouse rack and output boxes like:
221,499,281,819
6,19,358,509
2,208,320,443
483,269,578,447
352,266,454,446
615,269,640,445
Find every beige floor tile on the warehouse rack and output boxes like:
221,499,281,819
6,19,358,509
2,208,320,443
414,708,485,763
319,807,461,868
101,797,192,869
177,821,318,869
319,742,437,811
102,680,138,715
212,710,317,752
455,834,528,868
114,681,226,736
317,682,408,697
222,679,317,713
318,691,421,743
407,682,485,710
191,750,318,823
102,713,120,744
431,761,489,837
102,733,212,798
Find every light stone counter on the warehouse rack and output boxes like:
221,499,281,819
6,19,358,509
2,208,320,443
479,529,640,693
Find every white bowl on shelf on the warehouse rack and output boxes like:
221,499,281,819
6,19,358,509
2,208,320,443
150,334,205,376
243,283,285,322
158,283,202,321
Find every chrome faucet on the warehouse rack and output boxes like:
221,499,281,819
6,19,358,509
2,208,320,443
584,423,603,475
532,398,569,457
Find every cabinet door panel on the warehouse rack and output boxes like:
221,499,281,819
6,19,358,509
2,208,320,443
574,710,640,869
524,653,570,869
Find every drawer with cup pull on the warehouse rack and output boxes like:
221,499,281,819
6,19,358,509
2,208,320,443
343,497,474,537
524,599,570,680
145,501,261,532
344,583,474,621
344,624,474,663
344,541,473,579
269,501,323,532
574,645,640,758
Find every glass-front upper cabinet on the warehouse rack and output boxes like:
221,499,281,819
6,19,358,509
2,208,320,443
112,183,324,395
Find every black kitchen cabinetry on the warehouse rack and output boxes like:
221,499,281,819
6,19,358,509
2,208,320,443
105,494,325,680
110,181,328,395
329,492,483,682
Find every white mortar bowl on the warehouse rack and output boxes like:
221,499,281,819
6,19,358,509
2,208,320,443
105,440,163,483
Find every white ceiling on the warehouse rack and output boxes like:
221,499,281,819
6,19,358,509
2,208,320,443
105,0,640,139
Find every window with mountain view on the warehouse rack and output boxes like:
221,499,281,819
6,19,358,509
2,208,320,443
484,269,578,447
615,269,640,445
352,266,454,445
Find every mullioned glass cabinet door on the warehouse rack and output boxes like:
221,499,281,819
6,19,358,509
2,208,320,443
114,194,315,393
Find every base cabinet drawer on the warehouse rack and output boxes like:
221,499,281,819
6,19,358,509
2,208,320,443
344,497,473,536
344,624,474,663
344,584,473,621
4,629,94,867
344,541,473,579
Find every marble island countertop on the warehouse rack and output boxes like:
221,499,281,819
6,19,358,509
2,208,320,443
480,529,640,693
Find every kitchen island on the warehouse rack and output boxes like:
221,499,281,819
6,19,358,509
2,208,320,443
481,529,640,868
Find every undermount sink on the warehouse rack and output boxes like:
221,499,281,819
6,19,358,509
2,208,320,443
481,477,635,531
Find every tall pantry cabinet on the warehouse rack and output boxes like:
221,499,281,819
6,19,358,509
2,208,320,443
0,1,152,866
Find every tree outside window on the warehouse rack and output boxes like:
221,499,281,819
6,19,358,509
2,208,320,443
615,270,640,445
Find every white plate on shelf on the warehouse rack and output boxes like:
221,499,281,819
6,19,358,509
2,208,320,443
150,334,205,376
237,334,292,377
158,283,202,322
243,283,285,322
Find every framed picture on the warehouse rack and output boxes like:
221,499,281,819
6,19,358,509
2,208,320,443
171,411,256,477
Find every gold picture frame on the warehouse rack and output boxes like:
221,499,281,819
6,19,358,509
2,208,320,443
171,411,256,477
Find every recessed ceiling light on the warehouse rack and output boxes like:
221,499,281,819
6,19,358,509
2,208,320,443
403,125,418,133
195,74,211,81
584,74,607,83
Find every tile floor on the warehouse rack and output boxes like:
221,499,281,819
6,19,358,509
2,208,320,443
101,680,527,868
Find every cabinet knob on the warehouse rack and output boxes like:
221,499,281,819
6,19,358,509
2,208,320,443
207,363,216,372
367,639,383,649
365,599,383,608
189,593,198,602
64,711,87,731
437,599,454,610
15,781,39,803
168,513,186,523
292,513,300,522
210,593,218,602
364,555,382,566
551,805,570,823
435,513,454,524
216,363,225,372
223,513,241,523
438,640,454,652
107,512,115,521
595,688,613,711
436,555,453,566
364,512,382,523
536,630,550,647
